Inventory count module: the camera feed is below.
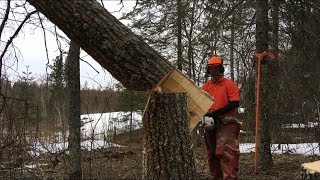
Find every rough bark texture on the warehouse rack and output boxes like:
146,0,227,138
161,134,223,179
27,0,173,91
142,92,195,179
230,12,235,81
255,0,273,169
65,41,82,179
177,0,183,71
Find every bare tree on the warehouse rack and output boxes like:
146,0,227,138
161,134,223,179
255,0,273,170
177,0,183,71
65,41,81,179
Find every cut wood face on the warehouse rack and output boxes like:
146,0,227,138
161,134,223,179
152,69,214,132
302,160,320,174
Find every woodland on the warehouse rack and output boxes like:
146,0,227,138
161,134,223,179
0,0,319,179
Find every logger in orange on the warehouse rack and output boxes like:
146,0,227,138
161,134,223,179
202,56,241,180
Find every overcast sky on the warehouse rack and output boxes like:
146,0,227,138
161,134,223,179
2,0,136,89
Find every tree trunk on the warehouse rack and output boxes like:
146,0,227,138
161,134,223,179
26,0,173,91
230,12,235,81
270,0,281,136
271,0,280,60
65,41,82,179
177,0,183,71
255,0,273,169
142,91,195,179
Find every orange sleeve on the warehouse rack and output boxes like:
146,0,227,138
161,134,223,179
227,81,240,101
201,81,207,91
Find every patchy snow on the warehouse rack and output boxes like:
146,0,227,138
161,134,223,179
27,111,141,157
29,140,123,157
80,111,142,139
240,143,320,155
281,122,319,128
238,107,245,114
26,111,320,157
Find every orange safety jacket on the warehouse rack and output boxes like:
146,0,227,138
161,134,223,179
202,76,240,118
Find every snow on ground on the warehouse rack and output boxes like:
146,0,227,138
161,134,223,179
27,112,320,156
240,143,320,155
281,122,319,128
80,111,142,139
29,140,123,157
28,112,141,157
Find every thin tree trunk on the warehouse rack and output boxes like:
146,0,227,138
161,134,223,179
142,92,195,179
271,0,280,60
65,41,82,179
177,0,183,71
26,0,173,91
255,0,273,169
230,12,235,81
187,0,196,80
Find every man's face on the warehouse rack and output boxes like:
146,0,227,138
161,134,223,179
207,65,221,77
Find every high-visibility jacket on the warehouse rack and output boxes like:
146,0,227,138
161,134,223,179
202,76,239,118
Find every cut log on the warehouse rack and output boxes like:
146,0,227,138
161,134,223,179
300,160,320,179
153,69,214,131
142,91,196,179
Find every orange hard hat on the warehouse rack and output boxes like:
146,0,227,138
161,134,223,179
208,56,222,66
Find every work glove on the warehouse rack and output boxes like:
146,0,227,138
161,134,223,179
204,111,219,120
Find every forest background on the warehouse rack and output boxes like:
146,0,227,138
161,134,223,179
0,0,319,179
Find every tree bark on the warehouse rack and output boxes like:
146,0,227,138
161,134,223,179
255,0,273,169
65,41,82,179
177,0,183,71
26,0,173,91
142,91,195,179
230,11,235,81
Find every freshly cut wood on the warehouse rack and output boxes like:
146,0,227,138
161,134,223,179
142,91,196,179
302,160,320,174
153,69,214,131
301,160,320,179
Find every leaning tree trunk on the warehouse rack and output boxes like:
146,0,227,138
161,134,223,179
142,91,195,179
27,1,198,178
65,41,82,179
26,0,173,91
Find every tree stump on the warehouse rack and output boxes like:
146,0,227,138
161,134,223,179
142,91,195,179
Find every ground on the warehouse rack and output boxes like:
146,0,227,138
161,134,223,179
5,129,318,179
77,129,319,179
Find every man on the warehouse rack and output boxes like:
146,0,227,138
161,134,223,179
202,56,241,180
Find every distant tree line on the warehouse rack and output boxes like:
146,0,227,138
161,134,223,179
0,55,148,134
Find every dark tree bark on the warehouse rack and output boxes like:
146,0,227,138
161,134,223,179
65,41,82,179
271,0,280,60
230,12,235,81
177,0,183,71
142,91,195,179
270,0,281,131
255,0,273,169
26,0,173,91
